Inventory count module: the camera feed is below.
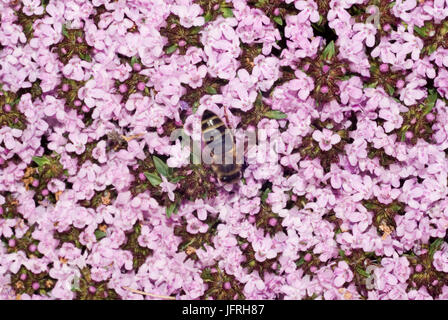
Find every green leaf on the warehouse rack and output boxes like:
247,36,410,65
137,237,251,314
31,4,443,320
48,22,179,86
264,110,288,120
322,41,335,61
130,56,140,66
79,52,92,62
166,202,178,218
423,89,437,115
165,44,178,54
356,266,370,278
62,24,69,38
221,7,233,18
364,81,378,89
205,86,217,95
152,156,171,177
261,188,271,203
339,249,346,259
144,172,162,186
429,238,444,258
385,83,395,96
414,26,427,38
94,230,107,241
170,176,186,183
204,12,213,23
32,156,51,167
273,16,283,26
295,257,305,267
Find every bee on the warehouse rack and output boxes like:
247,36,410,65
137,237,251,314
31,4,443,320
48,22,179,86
201,110,242,184
106,131,128,151
105,131,144,152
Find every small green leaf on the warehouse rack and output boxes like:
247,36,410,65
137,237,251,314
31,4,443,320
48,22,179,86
144,172,162,186
423,89,437,115
339,249,346,259
94,230,107,241
130,56,139,66
385,83,395,96
204,12,213,23
170,176,186,183
356,266,370,278
322,41,335,61
273,16,283,26
261,188,271,203
264,110,288,120
221,7,233,18
152,156,172,177
166,202,178,218
364,81,378,89
79,52,92,62
62,24,69,38
414,26,427,38
32,156,51,167
165,44,178,54
429,238,444,258
205,86,217,95
295,258,305,267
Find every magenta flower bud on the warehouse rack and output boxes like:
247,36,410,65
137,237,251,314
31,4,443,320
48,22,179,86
178,40,187,47
74,99,82,107
77,37,83,43
82,105,90,113
62,83,70,92
133,63,142,72
415,264,423,272
405,131,413,140
433,280,438,286
396,79,405,89
410,117,417,125
61,48,67,54
42,189,49,196
383,24,391,31
268,217,278,227
223,282,231,290
138,172,146,180
271,262,278,270
322,65,330,73
304,253,312,262
89,286,97,294
241,243,248,250
8,239,16,247
3,104,11,112
213,4,220,10
20,273,27,281
248,215,256,224
303,63,310,71
118,84,128,93
32,179,39,188
274,8,280,15
379,64,389,73
310,266,317,273
32,282,40,290
320,86,329,94
0,158,4,165
137,82,146,91
157,127,164,135
426,113,435,122
210,268,218,273
29,243,37,252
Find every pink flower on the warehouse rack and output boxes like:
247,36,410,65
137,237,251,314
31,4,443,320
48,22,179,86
312,129,341,151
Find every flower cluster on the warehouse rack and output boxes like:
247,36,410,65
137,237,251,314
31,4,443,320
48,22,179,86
1,0,448,300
